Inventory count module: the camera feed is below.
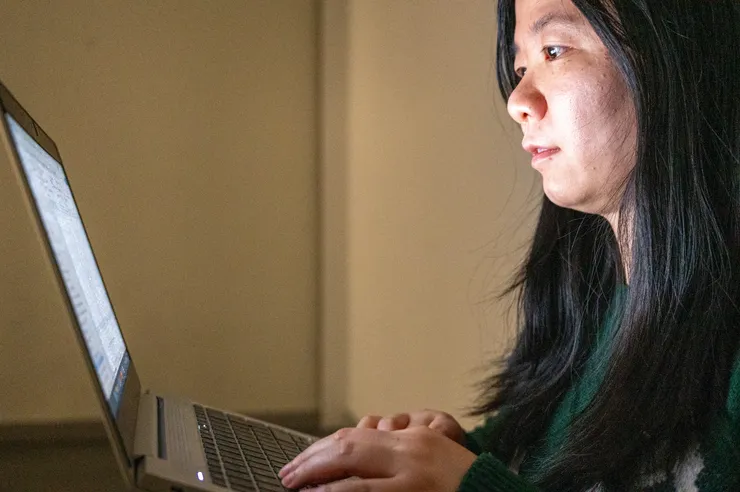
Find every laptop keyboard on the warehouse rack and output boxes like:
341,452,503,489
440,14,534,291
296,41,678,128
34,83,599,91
194,404,314,491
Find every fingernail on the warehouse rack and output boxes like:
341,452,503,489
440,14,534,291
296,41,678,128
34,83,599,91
281,473,295,488
278,461,294,478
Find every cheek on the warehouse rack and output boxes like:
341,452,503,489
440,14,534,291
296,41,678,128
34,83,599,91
539,60,636,212
548,86,635,207
562,76,634,170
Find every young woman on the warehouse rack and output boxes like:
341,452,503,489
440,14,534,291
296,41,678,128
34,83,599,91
278,0,740,490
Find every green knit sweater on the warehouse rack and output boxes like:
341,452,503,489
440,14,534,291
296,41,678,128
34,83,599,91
458,296,740,491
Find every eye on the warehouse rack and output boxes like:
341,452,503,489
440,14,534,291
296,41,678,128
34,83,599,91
543,45,568,61
513,46,568,80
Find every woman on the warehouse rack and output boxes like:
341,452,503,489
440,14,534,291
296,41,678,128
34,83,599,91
279,0,740,490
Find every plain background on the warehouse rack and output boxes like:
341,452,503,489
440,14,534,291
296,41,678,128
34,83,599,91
0,0,537,431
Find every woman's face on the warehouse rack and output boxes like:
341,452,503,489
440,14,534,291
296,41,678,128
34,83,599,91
508,0,637,219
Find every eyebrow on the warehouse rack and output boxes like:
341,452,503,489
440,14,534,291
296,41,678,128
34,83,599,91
511,12,581,56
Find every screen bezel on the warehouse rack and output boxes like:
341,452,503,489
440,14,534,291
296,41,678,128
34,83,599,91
0,81,141,485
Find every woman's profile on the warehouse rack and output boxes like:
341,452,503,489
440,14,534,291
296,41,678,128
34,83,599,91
279,0,740,490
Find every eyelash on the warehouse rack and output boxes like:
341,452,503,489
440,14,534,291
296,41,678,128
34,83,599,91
514,45,568,79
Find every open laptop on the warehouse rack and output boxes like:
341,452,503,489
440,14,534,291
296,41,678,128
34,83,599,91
0,79,318,492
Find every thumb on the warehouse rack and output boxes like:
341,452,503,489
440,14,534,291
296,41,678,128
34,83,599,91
429,415,464,443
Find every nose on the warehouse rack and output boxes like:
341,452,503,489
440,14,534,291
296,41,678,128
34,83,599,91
506,76,547,127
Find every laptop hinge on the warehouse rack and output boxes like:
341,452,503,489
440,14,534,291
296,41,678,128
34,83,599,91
133,390,159,460
156,396,167,459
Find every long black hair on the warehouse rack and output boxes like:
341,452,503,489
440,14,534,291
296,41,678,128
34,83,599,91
474,0,740,489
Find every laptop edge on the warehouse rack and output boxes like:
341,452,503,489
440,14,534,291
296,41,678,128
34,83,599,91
0,79,318,492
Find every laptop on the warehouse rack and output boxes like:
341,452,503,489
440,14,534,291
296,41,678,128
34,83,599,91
0,79,318,492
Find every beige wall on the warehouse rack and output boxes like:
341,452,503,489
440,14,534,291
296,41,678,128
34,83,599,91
340,0,537,428
319,1,351,429
0,0,537,430
0,1,319,422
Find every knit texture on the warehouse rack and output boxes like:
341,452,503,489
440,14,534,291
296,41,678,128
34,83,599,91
458,293,740,491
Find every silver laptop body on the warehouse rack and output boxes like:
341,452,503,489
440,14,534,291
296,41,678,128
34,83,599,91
0,80,317,492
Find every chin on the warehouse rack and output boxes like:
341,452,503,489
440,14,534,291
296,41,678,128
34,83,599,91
543,185,571,207
543,187,586,212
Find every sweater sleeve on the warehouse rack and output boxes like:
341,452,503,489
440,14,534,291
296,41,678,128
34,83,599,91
458,453,541,492
727,351,740,422
695,353,740,491
463,411,510,457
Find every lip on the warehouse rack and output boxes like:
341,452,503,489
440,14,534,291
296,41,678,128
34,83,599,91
523,143,560,167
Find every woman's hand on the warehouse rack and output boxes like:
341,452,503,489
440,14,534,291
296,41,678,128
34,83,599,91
278,426,477,491
356,410,466,445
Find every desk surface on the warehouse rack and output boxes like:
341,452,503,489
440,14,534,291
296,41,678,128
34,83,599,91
0,439,128,492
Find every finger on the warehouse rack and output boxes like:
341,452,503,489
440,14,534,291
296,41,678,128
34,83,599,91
376,413,410,431
314,477,395,492
428,413,454,431
406,411,435,428
431,415,464,443
280,432,339,477
280,428,381,479
356,415,383,429
281,428,396,489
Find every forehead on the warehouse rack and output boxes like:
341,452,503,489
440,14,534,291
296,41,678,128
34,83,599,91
513,0,585,52
515,0,580,25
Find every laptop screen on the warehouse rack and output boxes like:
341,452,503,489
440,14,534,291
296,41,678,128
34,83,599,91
5,113,131,418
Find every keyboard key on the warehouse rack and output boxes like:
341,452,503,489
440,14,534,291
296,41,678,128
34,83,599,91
251,469,273,480
249,462,272,473
239,439,261,450
220,444,241,456
256,476,282,487
229,477,257,491
246,456,270,468
255,481,284,492
197,405,319,491
225,467,250,480
264,449,285,459
282,449,300,460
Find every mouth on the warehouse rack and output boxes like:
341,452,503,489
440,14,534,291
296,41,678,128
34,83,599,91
523,144,560,166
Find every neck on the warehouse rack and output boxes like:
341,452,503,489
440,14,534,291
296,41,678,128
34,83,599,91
603,210,632,285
